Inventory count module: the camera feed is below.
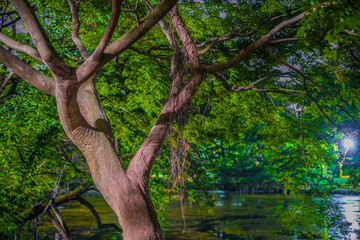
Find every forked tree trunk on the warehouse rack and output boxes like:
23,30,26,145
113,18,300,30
52,7,203,239
55,75,166,239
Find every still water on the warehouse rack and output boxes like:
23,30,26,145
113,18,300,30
34,192,360,240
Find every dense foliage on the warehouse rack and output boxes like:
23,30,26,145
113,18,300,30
0,0,360,239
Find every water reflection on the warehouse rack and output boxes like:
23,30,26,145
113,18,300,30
27,192,360,239
333,195,360,240
165,193,294,239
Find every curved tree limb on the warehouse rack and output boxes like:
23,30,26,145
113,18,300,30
91,0,122,61
266,46,360,130
0,46,56,96
67,0,90,59
197,30,256,55
213,72,300,95
196,30,256,49
127,5,203,183
46,209,72,240
76,196,122,232
18,183,92,224
213,72,277,91
0,32,43,62
76,0,179,84
0,71,14,95
206,12,305,73
10,0,71,77
50,203,73,239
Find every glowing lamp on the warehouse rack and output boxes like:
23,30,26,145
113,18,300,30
343,138,355,149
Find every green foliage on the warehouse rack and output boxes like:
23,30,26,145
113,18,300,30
1,0,360,238
0,81,88,236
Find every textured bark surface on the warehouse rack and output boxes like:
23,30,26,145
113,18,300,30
53,72,165,239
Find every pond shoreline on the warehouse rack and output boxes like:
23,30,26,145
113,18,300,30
21,192,360,240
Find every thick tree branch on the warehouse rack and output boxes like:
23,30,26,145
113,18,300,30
127,5,203,183
67,0,90,59
18,183,92,224
168,7,198,65
0,46,56,96
206,12,305,73
76,0,179,84
127,70,204,182
169,50,184,96
0,32,43,62
91,0,122,61
10,0,71,77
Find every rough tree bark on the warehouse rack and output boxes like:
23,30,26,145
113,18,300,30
0,0,307,239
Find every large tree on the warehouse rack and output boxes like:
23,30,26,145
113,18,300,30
1,0,359,239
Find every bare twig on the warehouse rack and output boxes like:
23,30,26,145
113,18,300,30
67,0,90,59
344,29,358,36
134,0,140,26
206,12,305,73
144,0,178,50
267,46,360,130
0,0,9,29
46,209,71,240
120,154,134,161
212,72,298,95
76,196,122,232
0,72,14,95
268,38,298,44
197,30,256,55
1,16,20,29
50,203,72,239
196,30,256,49
300,96,320,192
129,46,170,72
270,10,299,21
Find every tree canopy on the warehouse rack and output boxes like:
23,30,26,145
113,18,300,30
0,0,360,239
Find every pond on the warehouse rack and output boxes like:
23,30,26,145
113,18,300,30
32,192,360,239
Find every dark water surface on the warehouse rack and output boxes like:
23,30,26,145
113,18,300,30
32,192,360,240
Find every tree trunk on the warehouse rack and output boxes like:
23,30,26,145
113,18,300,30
55,76,164,239
115,181,163,239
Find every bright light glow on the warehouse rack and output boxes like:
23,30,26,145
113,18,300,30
343,138,355,149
